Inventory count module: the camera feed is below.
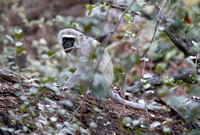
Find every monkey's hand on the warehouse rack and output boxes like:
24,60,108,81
60,85,71,91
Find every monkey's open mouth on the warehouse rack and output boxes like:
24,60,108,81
62,37,75,53
64,47,73,53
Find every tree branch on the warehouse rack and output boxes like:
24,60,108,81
126,68,196,92
104,0,197,58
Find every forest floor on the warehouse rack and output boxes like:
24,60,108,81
61,92,187,134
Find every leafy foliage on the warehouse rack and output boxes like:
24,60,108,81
0,0,200,134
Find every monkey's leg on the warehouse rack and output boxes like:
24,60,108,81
91,73,110,101
108,89,168,111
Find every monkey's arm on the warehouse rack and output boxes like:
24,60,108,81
61,67,84,90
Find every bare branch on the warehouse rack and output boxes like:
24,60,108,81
126,68,196,92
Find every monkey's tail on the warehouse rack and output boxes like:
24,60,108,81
108,89,168,111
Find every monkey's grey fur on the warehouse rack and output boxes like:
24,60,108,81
58,28,167,111
58,28,113,94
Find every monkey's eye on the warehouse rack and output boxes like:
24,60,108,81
79,34,83,39
63,37,75,44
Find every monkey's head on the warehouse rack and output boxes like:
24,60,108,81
58,28,84,53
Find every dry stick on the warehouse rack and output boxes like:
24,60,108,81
67,102,82,122
77,90,87,135
139,17,160,120
195,52,199,76
102,0,112,27
13,44,25,95
104,0,134,45
139,22,159,59
49,46,76,59
49,50,63,59
119,73,125,135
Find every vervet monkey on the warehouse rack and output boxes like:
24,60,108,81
58,28,113,99
58,28,167,111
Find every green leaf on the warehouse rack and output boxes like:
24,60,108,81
162,125,171,133
11,66,18,70
187,86,200,96
50,117,57,122
13,83,20,88
143,73,152,78
16,47,25,55
60,100,73,107
41,54,49,59
92,105,102,113
4,47,14,54
29,87,38,95
140,57,149,61
131,46,137,50
143,83,151,89
58,109,66,115
20,103,28,111
140,123,148,128
72,123,78,130
14,28,23,39
115,67,124,73
71,22,83,31
150,121,161,130
158,26,165,31
84,25,92,32
5,35,14,43
85,4,94,16
132,120,140,126
15,41,23,47
47,51,55,56
116,35,123,40
71,22,77,29
30,17,45,25
90,122,97,128
125,14,130,20
123,117,132,123
7,61,15,65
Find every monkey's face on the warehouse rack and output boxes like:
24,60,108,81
62,37,75,53
58,28,84,54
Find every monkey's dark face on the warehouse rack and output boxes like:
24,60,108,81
62,37,75,53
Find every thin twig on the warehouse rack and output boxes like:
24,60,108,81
67,102,82,122
195,52,199,76
77,91,87,135
140,22,159,59
49,46,76,59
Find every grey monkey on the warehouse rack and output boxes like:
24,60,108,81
58,28,113,99
58,28,167,111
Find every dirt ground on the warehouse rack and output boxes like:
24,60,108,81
60,93,187,135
